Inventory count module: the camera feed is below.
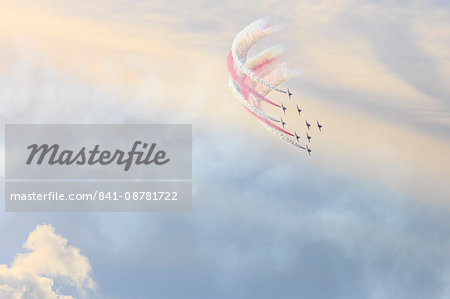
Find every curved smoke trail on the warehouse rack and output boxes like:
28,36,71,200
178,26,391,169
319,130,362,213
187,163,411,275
231,18,287,94
227,18,306,151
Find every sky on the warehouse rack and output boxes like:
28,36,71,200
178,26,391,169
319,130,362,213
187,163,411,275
0,0,449,298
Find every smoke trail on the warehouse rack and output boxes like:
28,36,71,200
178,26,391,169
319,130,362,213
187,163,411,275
228,18,306,151
227,52,281,108
231,18,287,94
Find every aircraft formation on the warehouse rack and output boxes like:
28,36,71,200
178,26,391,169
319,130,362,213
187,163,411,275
227,18,324,156
277,88,323,156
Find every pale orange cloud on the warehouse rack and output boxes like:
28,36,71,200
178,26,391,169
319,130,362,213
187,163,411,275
0,224,96,298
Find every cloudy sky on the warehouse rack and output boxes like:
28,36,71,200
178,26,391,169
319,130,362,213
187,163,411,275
0,0,449,298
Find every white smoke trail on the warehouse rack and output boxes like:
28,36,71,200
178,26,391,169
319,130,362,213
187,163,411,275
228,77,280,123
231,18,287,94
254,63,293,99
247,45,284,70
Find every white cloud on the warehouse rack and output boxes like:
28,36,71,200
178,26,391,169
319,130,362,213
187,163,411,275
0,224,97,299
